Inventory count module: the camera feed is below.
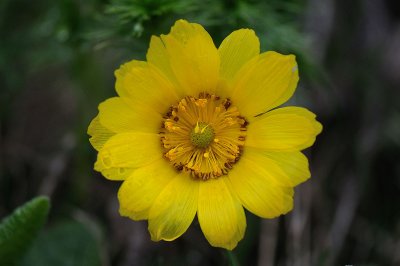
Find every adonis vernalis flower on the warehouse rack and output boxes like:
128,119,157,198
88,19,322,250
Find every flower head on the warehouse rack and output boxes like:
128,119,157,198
88,19,322,250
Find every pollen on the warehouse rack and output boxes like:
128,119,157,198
160,93,248,180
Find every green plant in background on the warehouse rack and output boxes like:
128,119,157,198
0,196,50,266
20,221,101,266
0,196,102,266
89,0,309,60
104,0,195,37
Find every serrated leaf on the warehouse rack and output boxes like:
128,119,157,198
0,196,50,266
20,221,102,266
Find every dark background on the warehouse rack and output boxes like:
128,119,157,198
1,0,399,265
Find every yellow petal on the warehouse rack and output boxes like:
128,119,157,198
262,150,310,187
161,19,220,96
146,36,185,96
87,115,115,151
146,36,174,80
88,115,134,181
228,158,294,219
101,167,133,181
242,147,310,187
115,60,179,114
231,51,299,117
246,107,323,151
148,175,199,241
94,132,161,172
218,29,260,83
118,159,177,220
197,177,246,250
98,97,161,133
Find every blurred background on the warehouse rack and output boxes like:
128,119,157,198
1,0,400,265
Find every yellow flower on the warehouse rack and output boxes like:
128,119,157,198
88,19,322,250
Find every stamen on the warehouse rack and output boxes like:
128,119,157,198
160,93,248,180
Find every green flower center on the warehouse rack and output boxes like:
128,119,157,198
190,122,214,148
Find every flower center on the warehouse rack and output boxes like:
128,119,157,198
160,93,247,180
190,122,214,148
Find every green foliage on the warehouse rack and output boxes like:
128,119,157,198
104,0,195,37
20,221,102,266
0,196,50,266
89,0,308,56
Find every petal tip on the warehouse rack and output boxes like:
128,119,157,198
207,235,242,250
315,120,323,135
118,206,128,217
176,18,189,24
149,229,161,242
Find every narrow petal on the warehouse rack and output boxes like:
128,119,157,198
114,60,179,114
87,115,115,151
198,177,246,250
246,107,323,151
241,147,310,187
94,132,162,173
231,51,299,117
228,158,294,219
98,97,161,133
161,19,220,96
118,159,176,220
218,29,260,83
148,175,199,241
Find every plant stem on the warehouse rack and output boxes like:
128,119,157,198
226,250,239,266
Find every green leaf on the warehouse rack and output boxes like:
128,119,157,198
20,221,102,266
0,196,50,266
